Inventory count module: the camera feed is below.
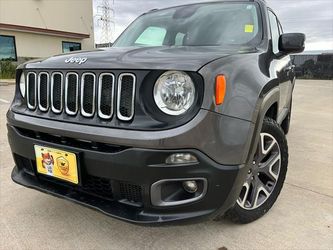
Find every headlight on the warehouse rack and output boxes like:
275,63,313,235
153,71,195,116
19,73,26,97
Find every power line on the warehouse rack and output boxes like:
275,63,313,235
95,0,115,44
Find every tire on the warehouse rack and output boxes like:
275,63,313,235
281,99,292,135
224,117,288,224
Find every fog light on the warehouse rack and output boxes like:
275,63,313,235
183,181,198,193
166,153,198,165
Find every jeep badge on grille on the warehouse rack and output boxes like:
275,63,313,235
65,57,87,65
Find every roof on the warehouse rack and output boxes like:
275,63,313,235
147,0,266,14
0,23,90,39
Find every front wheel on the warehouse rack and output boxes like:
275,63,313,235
225,117,288,224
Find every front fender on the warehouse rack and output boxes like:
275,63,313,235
199,52,281,166
199,53,269,122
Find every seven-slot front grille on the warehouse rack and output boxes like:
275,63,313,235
26,71,135,121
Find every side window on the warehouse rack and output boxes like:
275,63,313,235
135,26,167,46
268,10,280,54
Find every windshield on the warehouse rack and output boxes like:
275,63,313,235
113,2,262,48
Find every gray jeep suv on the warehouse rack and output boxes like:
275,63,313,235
7,0,305,224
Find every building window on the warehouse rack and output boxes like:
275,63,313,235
62,41,81,53
0,35,17,61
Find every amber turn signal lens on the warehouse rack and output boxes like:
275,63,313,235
215,75,226,105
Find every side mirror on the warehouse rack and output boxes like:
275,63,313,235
279,33,305,54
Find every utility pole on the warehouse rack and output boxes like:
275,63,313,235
95,0,115,46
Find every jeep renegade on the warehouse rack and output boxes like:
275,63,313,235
7,0,305,224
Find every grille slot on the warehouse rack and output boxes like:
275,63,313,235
27,72,37,110
38,73,49,111
119,182,143,203
51,73,63,113
81,73,96,117
98,73,115,119
15,127,130,153
82,175,113,200
117,73,136,121
65,73,79,115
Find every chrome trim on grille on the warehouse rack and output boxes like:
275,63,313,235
25,71,137,123
27,72,37,110
50,72,63,114
117,73,136,121
98,73,115,119
65,72,79,116
80,73,96,118
38,72,50,112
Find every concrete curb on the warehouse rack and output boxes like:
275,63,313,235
0,79,15,86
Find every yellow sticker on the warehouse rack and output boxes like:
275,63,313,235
244,24,254,33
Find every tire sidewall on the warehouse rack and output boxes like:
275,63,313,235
230,118,288,223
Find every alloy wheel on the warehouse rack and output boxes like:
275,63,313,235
237,132,281,210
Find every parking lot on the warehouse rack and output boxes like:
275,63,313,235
0,80,332,249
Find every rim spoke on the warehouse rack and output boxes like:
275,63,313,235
254,182,270,208
259,152,280,181
265,140,277,155
257,134,277,162
250,179,270,208
260,133,277,155
256,134,264,161
238,182,250,207
249,179,259,208
258,179,271,195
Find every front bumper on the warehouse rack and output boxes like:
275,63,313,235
7,110,251,224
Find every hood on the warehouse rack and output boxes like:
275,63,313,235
23,46,255,72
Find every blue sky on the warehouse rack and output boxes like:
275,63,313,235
93,0,333,51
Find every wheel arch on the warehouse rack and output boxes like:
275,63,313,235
265,102,278,121
245,87,280,165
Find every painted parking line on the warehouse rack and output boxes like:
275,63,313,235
0,98,10,104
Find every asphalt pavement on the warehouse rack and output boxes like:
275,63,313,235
0,80,332,250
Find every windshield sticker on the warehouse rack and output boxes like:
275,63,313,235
244,24,254,33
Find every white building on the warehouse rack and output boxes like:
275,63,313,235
0,0,95,62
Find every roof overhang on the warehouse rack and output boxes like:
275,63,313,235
0,23,90,39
